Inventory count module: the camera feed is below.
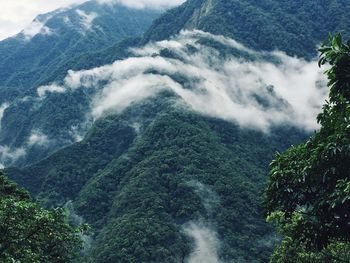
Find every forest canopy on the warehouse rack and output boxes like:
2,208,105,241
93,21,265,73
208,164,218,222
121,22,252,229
265,33,350,262
0,171,85,263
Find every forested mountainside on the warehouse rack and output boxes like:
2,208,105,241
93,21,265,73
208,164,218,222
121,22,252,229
7,94,307,262
0,1,160,167
143,0,350,58
2,0,350,262
2,0,348,168
0,0,160,91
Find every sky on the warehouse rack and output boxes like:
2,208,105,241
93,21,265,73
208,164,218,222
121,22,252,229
0,0,185,40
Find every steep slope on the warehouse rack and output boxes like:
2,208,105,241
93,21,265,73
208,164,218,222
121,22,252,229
143,0,350,58
2,0,350,168
7,93,307,262
0,0,160,91
4,29,321,262
3,0,350,262
0,1,161,167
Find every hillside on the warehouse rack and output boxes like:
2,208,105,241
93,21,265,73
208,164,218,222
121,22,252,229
0,0,160,91
143,0,350,58
0,1,160,167
7,93,307,262
3,0,350,262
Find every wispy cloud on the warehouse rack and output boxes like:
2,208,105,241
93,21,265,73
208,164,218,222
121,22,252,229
97,0,185,9
37,84,66,98
76,9,98,32
21,18,53,40
38,30,326,132
0,145,26,168
0,129,51,167
0,0,87,40
0,103,9,131
27,131,49,147
184,223,221,263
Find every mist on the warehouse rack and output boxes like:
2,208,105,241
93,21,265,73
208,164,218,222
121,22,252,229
97,0,185,10
37,30,327,132
184,223,221,263
0,103,9,131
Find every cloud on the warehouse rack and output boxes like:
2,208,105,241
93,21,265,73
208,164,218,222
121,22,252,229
37,84,67,98
76,9,98,32
41,30,327,132
0,0,185,40
0,145,26,168
0,0,87,40
0,103,9,130
97,0,185,9
0,129,51,167
22,18,53,40
27,131,49,147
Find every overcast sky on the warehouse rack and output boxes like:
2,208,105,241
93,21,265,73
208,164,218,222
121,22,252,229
0,0,185,40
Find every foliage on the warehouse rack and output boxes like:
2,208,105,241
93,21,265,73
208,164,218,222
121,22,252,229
143,0,350,58
7,93,307,262
0,171,85,262
265,34,350,262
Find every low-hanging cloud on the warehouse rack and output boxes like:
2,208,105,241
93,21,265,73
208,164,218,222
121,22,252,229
97,0,185,10
0,129,51,168
21,17,53,40
184,223,221,263
76,9,98,32
37,84,66,98
27,131,50,147
0,103,9,131
0,145,26,168
38,30,327,132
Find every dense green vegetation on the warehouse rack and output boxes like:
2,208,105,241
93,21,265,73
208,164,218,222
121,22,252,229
0,1,160,167
2,1,350,262
144,0,350,58
2,0,350,168
0,0,160,91
7,93,308,262
0,171,84,262
265,34,350,262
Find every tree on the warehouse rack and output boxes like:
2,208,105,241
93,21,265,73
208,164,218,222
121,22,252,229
265,33,350,262
0,171,85,263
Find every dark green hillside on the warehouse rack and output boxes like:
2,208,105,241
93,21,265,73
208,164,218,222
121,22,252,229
0,172,83,262
6,92,307,262
0,1,161,167
27,0,350,89
3,1,350,262
2,0,350,168
143,0,350,58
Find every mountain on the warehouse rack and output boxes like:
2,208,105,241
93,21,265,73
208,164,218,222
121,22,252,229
0,1,161,167
3,0,350,262
0,0,161,91
143,0,350,58
7,93,307,262
3,0,350,168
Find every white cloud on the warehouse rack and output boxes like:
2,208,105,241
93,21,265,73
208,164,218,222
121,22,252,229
0,0,185,41
37,84,66,98
0,102,9,130
0,0,87,40
184,223,221,263
98,0,185,9
0,145,26,167
22,18,53,40
45,30,326,132
27,131,49,146
76,9,98,32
